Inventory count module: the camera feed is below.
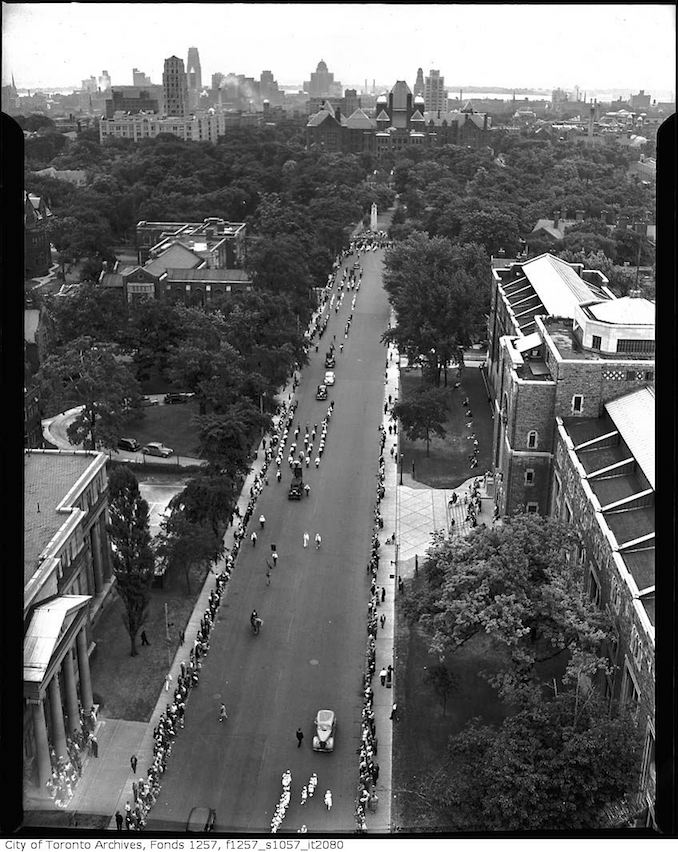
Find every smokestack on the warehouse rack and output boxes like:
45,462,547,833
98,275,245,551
372,79,375,94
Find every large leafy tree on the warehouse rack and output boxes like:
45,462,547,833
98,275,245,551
405,513,611,702
392,387,448,456
106,466,156,657
429,693,644,830
35,336,142,449
383,232,487,382
176,474,239,539
47,281,130,347
197,399,269,473
155,510,223,595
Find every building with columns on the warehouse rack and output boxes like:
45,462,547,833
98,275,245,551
23,450,113,794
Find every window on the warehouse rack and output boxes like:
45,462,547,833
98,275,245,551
629,625,642,666
591,334,601,350
572,395,583,413
622,663,640,709
527,430,538,449
526,502,539,513
644,371,654,381
625,370,638,381
610,577,621,614
616,338,655,354
525,469,535,486
588,568,601,607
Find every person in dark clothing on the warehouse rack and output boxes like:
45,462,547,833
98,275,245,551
90,736,99,757
130,754,137,773
115,811,123,831
140,630,150,646
296,728,304,747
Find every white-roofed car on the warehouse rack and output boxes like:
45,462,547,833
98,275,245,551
324,371,335,386
142,442,174,458
312,709,336,752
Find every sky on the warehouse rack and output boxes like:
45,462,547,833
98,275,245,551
2,2,676,99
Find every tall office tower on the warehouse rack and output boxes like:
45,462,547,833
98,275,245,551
414,67,424,97
98,70,111,91
212,72,225,91
163,56,188,117
424,69,447,113
186,47,202,90
186,47,202,109
133,68,152,86
304,59,341,97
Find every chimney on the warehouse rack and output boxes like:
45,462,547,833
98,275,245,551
553,210,560,228
575,210,584,221
334,107,341,121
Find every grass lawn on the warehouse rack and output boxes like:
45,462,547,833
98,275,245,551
124,402,201,458
399,365,494,489
90,563,209,721
391,584,513,832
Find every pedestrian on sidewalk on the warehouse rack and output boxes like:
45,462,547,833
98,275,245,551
379,667,387,686
140,630,150,646
265,561,272,585
90,735,99,757
381,587,386,603
389,703,399,721
115,811,123,831
259,514,266,529
272,550,279,566
296,728,304,747
164,673,172,692
380,613,386,629
130,754,137,774
178,628,185,646
303,531,310,548
251,530,257,547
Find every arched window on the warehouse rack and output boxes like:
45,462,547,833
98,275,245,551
527,430,538,449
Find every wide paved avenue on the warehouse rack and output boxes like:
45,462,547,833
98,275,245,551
148,244,391,833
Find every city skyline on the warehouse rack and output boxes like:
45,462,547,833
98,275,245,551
2,2,675,99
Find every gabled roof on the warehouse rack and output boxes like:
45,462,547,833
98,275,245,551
410,109,425,122
461,100,474,113
345,108,376,129
530,218,576,240
145,242,203,276
521,254,609,317
605,387,655,489
164,268,251,283
24,595,91,685
376,109,390,122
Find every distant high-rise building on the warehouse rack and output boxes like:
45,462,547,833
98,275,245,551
211,72,225,91
98,70,111,92
304,60,342,98
414,67,424,97
260,69,284,106
186,47,202,90
81,76,97,93
344,88,359,115
133,68,152,86
424,69,447,113
163,56,188,117
630,89,652,111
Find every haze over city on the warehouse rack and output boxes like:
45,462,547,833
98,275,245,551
2,2,675,99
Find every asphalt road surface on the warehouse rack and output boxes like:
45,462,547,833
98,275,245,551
148,247,391,834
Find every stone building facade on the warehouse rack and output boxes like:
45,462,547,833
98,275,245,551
24,450,113,793
486,253,655,516
552,388,655,826
24,193,52,278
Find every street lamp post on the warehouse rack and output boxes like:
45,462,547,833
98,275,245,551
400,453,403,486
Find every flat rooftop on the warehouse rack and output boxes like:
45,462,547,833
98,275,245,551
24,451,98,586
545,321,603,360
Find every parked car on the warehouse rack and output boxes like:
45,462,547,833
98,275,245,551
141,395,159,406
312,709,336,752
117,437,141,452
164,392,190,404
324,371,335,386
186,807,216,832
142,442,174,458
